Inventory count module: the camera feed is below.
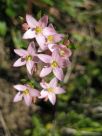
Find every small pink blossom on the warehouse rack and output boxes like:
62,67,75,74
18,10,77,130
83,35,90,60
41,24,64,50
56,44,72,67
23,14,48,50
13,42,38,75
49,44,72,67
49,44,72,58
45,24,64,44
39,78,65,105
57,44,72,58
13,84,39,106
38,50,64,81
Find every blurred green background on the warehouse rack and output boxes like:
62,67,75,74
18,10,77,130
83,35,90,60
0,0,102,136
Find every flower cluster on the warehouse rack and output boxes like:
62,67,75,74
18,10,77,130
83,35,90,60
13,14,72,106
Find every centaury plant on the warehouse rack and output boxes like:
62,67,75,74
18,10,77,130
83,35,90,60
13,14,72,106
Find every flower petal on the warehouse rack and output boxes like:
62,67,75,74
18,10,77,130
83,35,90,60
23,29,35,39
13,58,26,67
40,80,48,89
27,41,36,56
39,15,48,27
13,92,23,102
43,27,56,36
14,49,27,57
26,14,38,28
37,54,51,63
48,92,56,105
52,49,60,61
54,87,65,94
26,60,34,75
14,84,27,91
24,94,32,106
48,44,56,52
48,24,55,30
38,48,43,53
49,77,58,88
53,67,64,81
36,34,46,50
30,88,40,97
40,67,52,77
67,48,72,57
39,90,48,98
52,50,64,68
62,59,71,68
53,34,64,43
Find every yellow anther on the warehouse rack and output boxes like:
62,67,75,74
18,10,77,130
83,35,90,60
23,89,29,95
47,35,54,43
51,61,58,68
48,88,53,92
26,55,32,61
35,26,42,34
60,50,65,56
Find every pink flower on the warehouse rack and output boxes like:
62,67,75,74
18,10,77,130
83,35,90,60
45,24,64,43
39,78,65,105
42,24,64,50
49,44,72,67
13,42,38,75
49,44,72,57
23,14,48,50
38,50,64,81
57,44,72,58
56,44,72,67
13,84,39,106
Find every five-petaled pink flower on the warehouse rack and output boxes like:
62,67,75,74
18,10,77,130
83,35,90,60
38,49,64,81
13,84,39,106
13,42,38,75
23,14,48,50
39,78,65,105
49,44,72,67
40,24,64,50
56,44,72,67
56,44,72,58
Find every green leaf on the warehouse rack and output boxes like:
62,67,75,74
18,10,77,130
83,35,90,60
0,21,7,37
68,44,76,49
11,30,27,48
40,0,54,6
6,8,16,17
37,10,42,20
